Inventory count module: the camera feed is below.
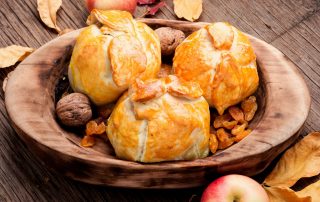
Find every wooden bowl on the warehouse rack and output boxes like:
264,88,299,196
5,19,310,188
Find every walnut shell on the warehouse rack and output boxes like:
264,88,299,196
155,27,185,55
56,93,92,127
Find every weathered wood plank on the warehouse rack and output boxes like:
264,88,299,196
157,0,320,43
0,0,319,201
269,10,320,189
272,10,320,136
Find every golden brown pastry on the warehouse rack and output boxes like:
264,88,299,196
68,10,161,105
107,75,210,162
173,22,259,115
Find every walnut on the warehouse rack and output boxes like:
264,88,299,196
155,27,185,55
56,93,92,127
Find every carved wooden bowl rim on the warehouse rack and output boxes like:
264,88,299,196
4,19,311,188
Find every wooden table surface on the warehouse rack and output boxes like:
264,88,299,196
0,0,319,201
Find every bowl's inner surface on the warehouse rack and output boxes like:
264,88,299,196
53,42,267,161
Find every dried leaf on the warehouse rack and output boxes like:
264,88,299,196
264,186,311,202
264,132,320,187
148,1,166,15
140,1,166,17
173,0,202,22
138,0,156,5
0,45,34,68
297,180,320,201
58,28,74,36
37,0,62,32
2,71,13,92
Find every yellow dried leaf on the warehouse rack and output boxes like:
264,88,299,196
264,186,311,202
264,132,320,187
173,0,203,22
0,45,34,68
297,180,320,201
37,0,62,32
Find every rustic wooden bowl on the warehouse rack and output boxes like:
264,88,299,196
5,19,310,189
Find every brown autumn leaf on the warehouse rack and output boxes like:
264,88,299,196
0,45,34,68
147,1,166,15
139,1,166,17
264,186,311,202
37,0,62,32
297,180,320,201
173,0,202,22
264,132,320,187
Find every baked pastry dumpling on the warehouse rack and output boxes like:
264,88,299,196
173,22,259,115
68,10,161,105
107,75,210,162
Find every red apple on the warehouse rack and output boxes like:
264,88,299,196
86,0,137,14
201,174,269,202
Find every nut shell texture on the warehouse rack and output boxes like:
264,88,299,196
155,27,185,55
56,93,92,127
69,10,161,105
173,22,259,114
107,76,210,162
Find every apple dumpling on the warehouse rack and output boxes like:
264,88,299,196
107,75,210,162
68,10,161,105
173,22,259,115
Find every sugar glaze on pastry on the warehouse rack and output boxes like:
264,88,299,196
107,76,210,162
69,10,161,105
173,22,259,115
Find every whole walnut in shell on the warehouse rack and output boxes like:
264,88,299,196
155,27,185,55
56,93,92,127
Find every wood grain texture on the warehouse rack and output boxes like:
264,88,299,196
0,0,319,201
4,19,310,189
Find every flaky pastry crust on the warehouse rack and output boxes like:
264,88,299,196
69,10,161,105
173,22,259,114
107,76,210,162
